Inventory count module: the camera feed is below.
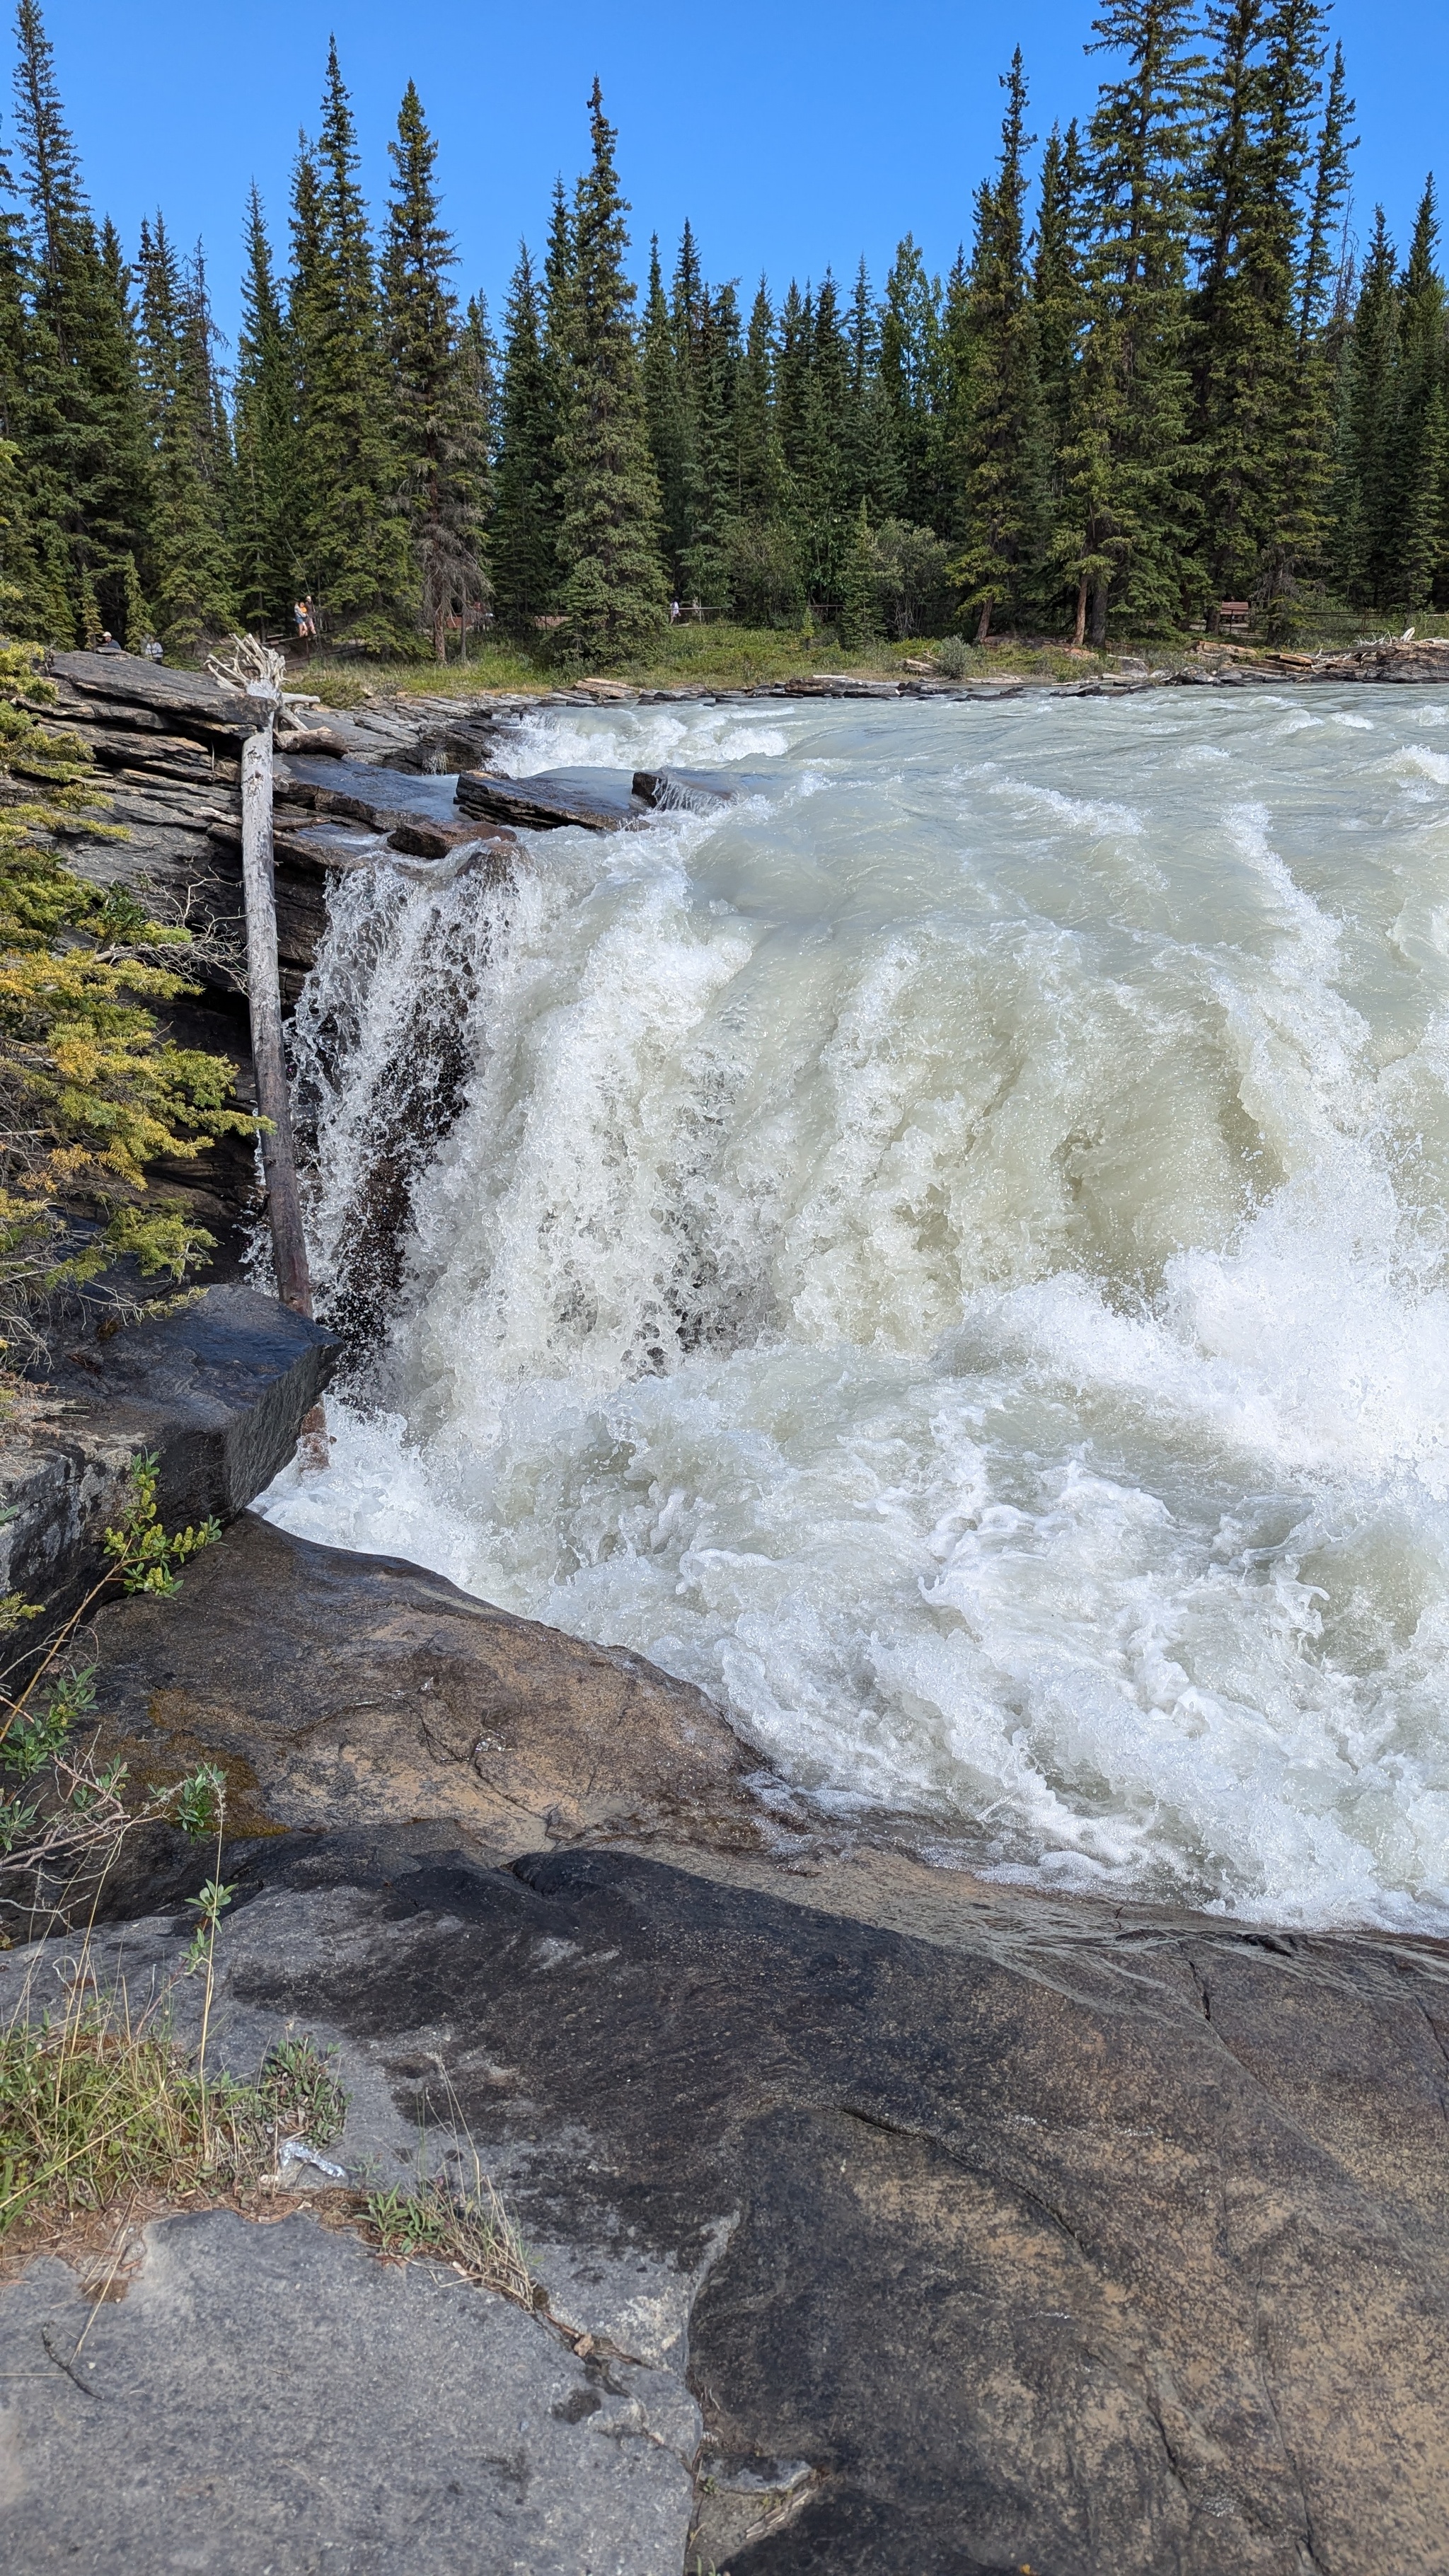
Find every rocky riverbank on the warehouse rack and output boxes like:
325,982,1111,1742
7,646,1449,2571
5,1499,1449,2572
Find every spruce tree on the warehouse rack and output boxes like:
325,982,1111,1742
642,234,688,580
720,278,800,622
1332,208,1399,606
1188,0,1329,625
805,273,851,606
0,115,62,637
1056,0,1199,643
289,41,412,646
880,235,945,526
843,257,904,518
1034,123,1086,462
678,283,736,608
735,280,787,521
1391,180,1447,608
937,245,973,543
232,185,297,634
12,0,154,642
836,496,874,646
554,81,667,662
1266,34,1355,625
491,243,560,628
669,219,705,575
383,80,489,659
950,52,1051,638
137,218,235,650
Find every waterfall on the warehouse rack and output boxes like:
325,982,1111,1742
265,688,1449,1933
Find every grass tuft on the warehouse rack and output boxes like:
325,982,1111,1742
0,1987,347,2240
366,2161,536,2305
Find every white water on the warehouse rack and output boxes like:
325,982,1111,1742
260,686,1449,1929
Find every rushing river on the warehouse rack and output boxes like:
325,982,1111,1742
260,685,1449,1930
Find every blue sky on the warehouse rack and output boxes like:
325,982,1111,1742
37,0,1449,352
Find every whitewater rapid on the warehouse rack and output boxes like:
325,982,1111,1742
260,684,1449,1929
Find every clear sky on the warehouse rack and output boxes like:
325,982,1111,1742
35,0,1449,352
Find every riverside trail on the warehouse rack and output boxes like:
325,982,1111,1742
262,683,1449,1934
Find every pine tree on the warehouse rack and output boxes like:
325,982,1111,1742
231,185,296,633
491,243,560,629
880,235,945,527
137,217,235,650
1056,0,1200,644
1262,33,1355,627
289,41,412,646
1188,0,1329,625
383,80,489,659
836,496,874,646
682,282,740,608
1391,180,1447,608
554,80,667,662
1332,208,1399,606
843,258,903,517
0,118,62,639
950,52,1051,639
642,233,688,579
12,0,154,641
1034,123,1086,463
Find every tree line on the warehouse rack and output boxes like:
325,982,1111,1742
0,0,1442,666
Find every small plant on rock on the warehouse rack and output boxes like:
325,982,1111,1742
0,1450,221,1936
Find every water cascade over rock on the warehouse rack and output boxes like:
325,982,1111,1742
266,685,1449,1934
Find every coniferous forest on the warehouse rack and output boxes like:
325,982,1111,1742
0,0,1443,666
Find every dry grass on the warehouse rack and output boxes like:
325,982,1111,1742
366,2159,536,2306
0,1967,350,2242
0,1951,541,2318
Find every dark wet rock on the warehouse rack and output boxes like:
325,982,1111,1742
385,814,517,862
455,767,650,832
8,1826,1446,2573
86,1512,778,1857
227,1841,1449,2574
632,766,736,811
275,751,468,828
0,1288,339,1616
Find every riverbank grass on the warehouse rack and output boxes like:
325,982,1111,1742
286,601,1449,710
297,623,1104,707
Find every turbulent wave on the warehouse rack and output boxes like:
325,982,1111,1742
262,685,1449,1930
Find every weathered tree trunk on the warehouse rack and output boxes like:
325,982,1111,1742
241,686,313,1321
1073,574,1089,649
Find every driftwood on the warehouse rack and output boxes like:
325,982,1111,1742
208,639,327,1471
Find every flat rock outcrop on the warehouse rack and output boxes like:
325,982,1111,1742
456,766,650,831
1,1288,338,1615
4,1826,1448,2573
86,1511,776,1857
0,2205,696,2575
632,764,737,809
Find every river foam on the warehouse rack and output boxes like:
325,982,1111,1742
261,686,1449,1929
